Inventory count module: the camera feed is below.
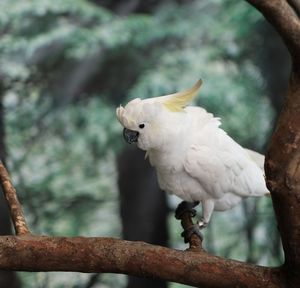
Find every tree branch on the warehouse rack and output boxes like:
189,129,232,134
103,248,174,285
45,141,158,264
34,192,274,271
264,70,300,286
0,160,283,287
246,0,300,61
1,2,300,286
0,235,282,288
176,204,203,251
244,0,300,286
0,161,30,236
287,0,300,18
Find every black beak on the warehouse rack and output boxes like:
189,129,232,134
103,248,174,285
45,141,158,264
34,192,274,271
123,128,139,144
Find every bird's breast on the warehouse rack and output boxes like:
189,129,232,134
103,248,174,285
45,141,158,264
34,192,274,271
148,149,210,202
156,168,208,202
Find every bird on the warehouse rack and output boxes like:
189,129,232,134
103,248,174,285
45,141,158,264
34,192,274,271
116,79,269,242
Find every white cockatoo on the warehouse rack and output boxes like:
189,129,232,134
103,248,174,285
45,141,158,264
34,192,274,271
116,80,269,241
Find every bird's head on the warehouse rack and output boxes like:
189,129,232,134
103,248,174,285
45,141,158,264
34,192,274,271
116,79,202,151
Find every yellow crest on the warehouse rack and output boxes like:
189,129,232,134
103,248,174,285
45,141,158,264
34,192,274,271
162,79,202,112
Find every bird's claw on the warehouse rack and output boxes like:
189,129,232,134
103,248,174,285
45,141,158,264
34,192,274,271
181,224,203,243
175,201,199,219
198,218,208,229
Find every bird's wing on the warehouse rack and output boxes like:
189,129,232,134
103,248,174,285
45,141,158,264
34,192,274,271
183,141,268,199
244,148,265,171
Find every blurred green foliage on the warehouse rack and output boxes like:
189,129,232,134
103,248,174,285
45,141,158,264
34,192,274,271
0,0,281,287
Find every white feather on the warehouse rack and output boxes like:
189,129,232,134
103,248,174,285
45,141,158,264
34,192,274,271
117,86,269,227
146,106,269,225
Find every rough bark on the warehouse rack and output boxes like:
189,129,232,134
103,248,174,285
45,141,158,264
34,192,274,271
246,0,300,287
0,161,281,288
0,236,282,288
265,70,300,287
0,162,30,236
246,0,300,61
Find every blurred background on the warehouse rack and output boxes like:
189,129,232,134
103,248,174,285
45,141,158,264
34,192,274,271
0,0,290,287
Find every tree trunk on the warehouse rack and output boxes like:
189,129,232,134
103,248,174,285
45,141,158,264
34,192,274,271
118,148,168,288
245,0,300,287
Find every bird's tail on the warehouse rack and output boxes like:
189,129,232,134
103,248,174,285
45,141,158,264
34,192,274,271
244,148,265,171
244,148,270,197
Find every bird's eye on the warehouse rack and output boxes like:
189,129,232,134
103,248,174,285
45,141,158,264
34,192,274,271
139,124,145,129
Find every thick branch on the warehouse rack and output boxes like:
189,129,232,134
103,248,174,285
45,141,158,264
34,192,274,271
287,0,300,18
0,235,282,288
0,161,30,236
246,0,300,61
244,0,300,286
264,71,300,286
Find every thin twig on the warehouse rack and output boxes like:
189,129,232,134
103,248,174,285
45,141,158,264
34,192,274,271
0,161,31,235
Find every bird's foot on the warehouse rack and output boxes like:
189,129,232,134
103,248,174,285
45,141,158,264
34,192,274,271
175,201,199,220
175,201,203,244
181,224,203,243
